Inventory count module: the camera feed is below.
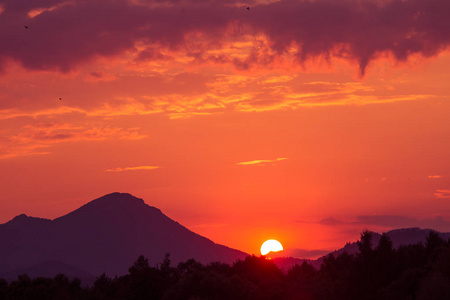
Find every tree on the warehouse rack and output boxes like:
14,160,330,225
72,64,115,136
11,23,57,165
357,230,373,256
127,255,161,300
0,278,8,299
425,230,445,260
374,233,397,285
128,255,151,275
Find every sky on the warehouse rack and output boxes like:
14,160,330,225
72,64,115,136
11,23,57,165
1,0,450,258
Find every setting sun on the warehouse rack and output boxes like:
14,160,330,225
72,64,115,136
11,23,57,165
260,239,284,256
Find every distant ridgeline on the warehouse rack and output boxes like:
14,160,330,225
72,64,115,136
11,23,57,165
1,230,450,299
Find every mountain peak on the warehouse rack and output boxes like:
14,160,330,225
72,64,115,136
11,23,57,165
12,213,28,220
97,192,145,203
3,214,51,226
89,192,158,212
4,214,28,225
53,192,161,223
76,192,147,210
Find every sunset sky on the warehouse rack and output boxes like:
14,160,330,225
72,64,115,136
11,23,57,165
1,0,450,258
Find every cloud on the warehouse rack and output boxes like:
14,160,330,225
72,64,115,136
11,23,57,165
356,215,450,231
86,71,117,82
235,81,431,112
0,143,50,160
0,99,165,120
355,215,422,228
105,166,160,172
1,0,450,75
17,123,147,142
434,189,450,199
0,122,147,159
315,214,450,231
237,157,287,166
0,56,434,122
428,175,443,179
0,106,85,120
317,217,345,226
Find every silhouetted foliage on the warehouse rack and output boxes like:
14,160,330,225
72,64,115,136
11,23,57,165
4,273,85,300
1,230,450,299
0,278,8,299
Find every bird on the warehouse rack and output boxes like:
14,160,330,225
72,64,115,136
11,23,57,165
59,97,62,101
247,6,250,10
24,26,28,29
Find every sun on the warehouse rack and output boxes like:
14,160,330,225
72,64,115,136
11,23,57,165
260,239,283,256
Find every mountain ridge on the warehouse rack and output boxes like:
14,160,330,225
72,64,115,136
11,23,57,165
0,192,248,279
2,193,450,281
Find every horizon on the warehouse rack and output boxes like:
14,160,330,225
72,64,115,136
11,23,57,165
1,0,450,258
1,191,448,260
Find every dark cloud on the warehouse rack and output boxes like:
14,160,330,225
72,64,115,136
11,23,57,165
356,215,450,231
136,47,173,61
89,71,103,78
253,0,450,75
318,217,345,226
33,132,74,140
1,0,450,74
356,215,421,228
315,214,450,232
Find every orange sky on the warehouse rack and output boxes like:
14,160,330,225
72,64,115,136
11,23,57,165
1,0,450,257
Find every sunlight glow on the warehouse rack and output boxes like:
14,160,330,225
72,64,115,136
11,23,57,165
260,239,283,256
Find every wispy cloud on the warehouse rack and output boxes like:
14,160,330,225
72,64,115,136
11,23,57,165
355,215,423,228
237,157,287,166
0,91,433,121
105,166,160,172
15,123,147,142
0,107,85,120
434,189,450,199
0,123,147,159
317,217,345,226
313,214,450,231
357,215,450,231
428,175,443,179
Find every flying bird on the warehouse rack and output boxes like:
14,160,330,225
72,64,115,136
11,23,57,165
59,98,62,101
24,26,28,29
247,6,250,10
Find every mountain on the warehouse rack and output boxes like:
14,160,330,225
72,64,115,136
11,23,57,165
0,193,248,279
273,227,450,271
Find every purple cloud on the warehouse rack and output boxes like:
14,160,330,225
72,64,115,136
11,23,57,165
1,0,449,74
318,217,345,226
315,214,450,232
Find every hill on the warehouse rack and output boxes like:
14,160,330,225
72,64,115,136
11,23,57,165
0,192,248,279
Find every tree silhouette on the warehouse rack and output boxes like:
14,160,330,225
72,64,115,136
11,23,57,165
1,230,450,299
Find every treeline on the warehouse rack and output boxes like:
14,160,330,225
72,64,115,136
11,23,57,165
1,231,450,300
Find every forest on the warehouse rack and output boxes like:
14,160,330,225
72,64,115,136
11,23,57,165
1,231,449,300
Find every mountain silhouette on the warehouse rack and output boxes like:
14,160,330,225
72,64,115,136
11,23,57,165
0,193,248,279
